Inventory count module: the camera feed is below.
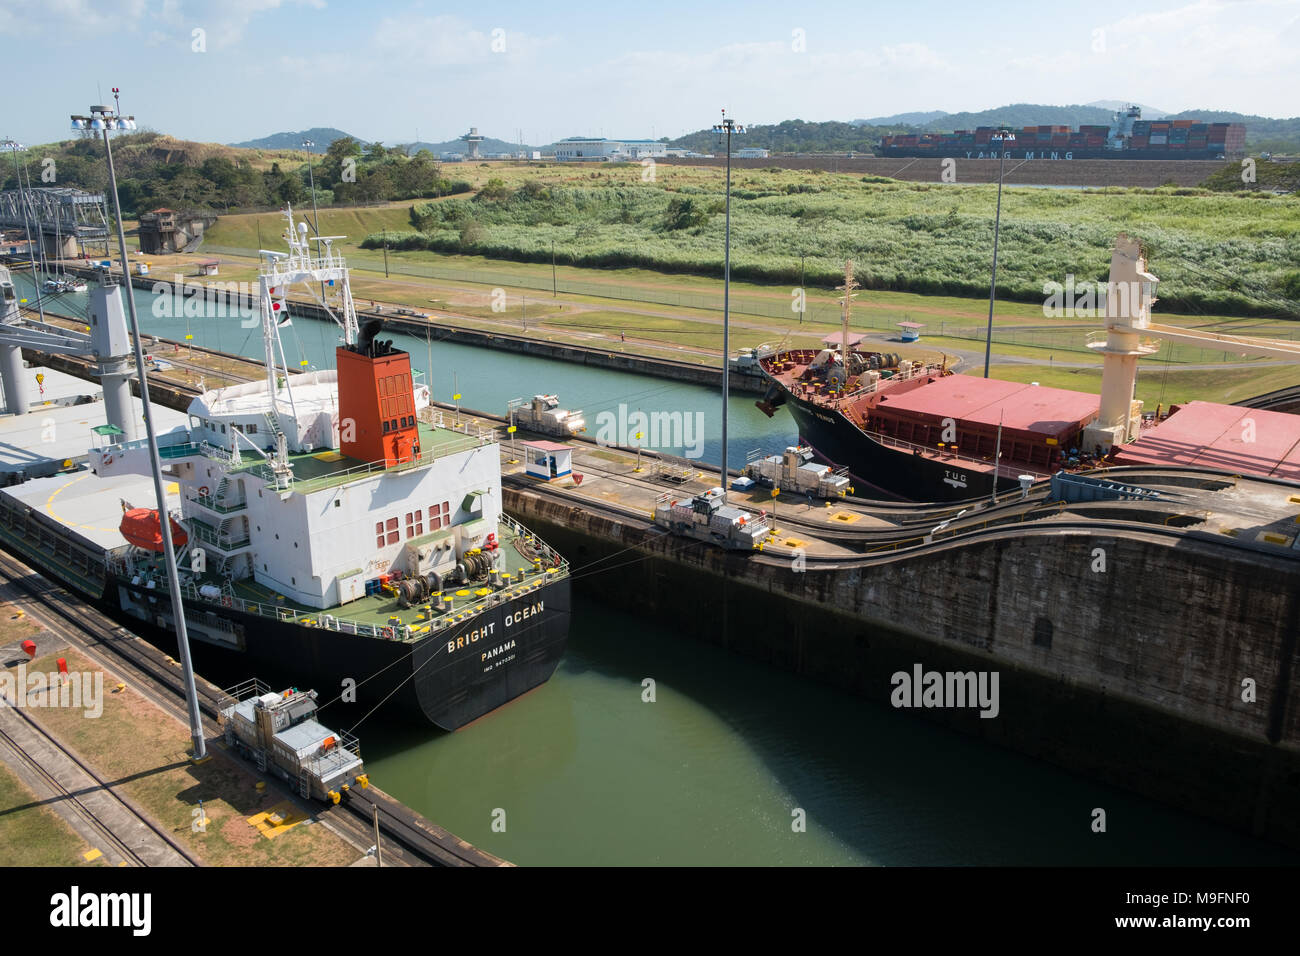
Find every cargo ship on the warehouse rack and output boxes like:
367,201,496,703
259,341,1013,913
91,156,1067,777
878,105,1246,160
756,238,1300,502
9,209,571,729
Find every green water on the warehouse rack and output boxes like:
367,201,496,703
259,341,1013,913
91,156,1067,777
20,274,1298,865
19,274,795,469
352,603,1298,867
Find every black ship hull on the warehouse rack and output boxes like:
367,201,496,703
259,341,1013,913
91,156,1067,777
113,576,570,731
775,388,1011,503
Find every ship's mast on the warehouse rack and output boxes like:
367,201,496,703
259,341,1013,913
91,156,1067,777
836,260,858,377
256,205,361,445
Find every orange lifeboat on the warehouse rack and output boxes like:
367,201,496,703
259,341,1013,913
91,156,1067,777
120,508,188,552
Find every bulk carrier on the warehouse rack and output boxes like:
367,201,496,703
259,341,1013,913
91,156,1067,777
756,238,1300,502
1,209,570,729
878,105,1246,160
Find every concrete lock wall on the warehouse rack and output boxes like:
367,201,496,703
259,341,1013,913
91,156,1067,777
504,487,1300,849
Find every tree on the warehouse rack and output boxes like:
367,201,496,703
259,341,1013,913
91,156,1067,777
477,177,512,201
320,136,363,185
277,175,306,205
662,196,707,231
458,220,485,247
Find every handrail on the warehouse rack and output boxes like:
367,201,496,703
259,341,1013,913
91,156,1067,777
110,515,569,642
846,424,1055,482
243,427,494,493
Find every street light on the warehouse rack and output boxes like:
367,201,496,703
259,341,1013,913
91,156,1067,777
301,139,320,234
72,92,207,761
712,109,744,502
982,128,1015,378
301,140,329,304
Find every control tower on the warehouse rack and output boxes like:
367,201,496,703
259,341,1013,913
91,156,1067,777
461,128,485,159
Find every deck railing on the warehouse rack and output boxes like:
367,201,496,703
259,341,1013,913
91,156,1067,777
243,424,496,493
109,516,568,643
853,426,1055,482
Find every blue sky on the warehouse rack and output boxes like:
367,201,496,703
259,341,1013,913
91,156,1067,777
2,0,1296,147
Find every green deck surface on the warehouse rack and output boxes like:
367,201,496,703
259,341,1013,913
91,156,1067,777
129,519,562,639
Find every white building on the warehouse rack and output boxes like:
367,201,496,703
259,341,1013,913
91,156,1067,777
737,147,770,159
554,138,668,162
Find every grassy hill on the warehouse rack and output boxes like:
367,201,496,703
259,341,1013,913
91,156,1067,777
230,128,356,152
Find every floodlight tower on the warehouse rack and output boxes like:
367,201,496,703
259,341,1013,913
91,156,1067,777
72,92,207,761
982,128,1016,378
711,110,744,501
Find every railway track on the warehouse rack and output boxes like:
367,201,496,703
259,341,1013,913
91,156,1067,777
0,550,502,867
0,705,197,866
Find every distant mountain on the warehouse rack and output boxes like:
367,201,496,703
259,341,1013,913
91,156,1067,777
398,136,537,156
852,111,949,127
671,119,890,154
230,128,356,152
1086,100,1168,119
915,103,1119,131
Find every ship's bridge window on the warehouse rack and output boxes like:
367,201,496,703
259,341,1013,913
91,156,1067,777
383,420,390,433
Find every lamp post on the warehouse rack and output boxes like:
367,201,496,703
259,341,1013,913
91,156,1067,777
302,139,329,303
301,139,320,234
982,129,1015,378
1,139,47,322
712,110,744,501
72,95,206,761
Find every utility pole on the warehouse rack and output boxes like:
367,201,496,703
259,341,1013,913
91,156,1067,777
983,128,1015,378
712,109,744,502
991,412,1004,506
1,139,47,323
72,93,206,760
800,254,806,324
551,240,556,297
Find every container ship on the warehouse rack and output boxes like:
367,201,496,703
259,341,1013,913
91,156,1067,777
0,210,571,729
756,238,1300,502
878,105,1246,160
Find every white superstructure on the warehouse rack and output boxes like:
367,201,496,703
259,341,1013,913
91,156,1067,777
88,206,513,611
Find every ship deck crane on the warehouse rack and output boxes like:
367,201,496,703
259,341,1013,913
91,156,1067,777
1084,235,1300,454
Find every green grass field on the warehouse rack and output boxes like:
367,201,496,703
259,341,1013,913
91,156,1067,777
204,163,1300,319
195,169,1300,406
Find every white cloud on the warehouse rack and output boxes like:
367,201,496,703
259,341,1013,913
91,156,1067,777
0,0,323,47
367,14,557,68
